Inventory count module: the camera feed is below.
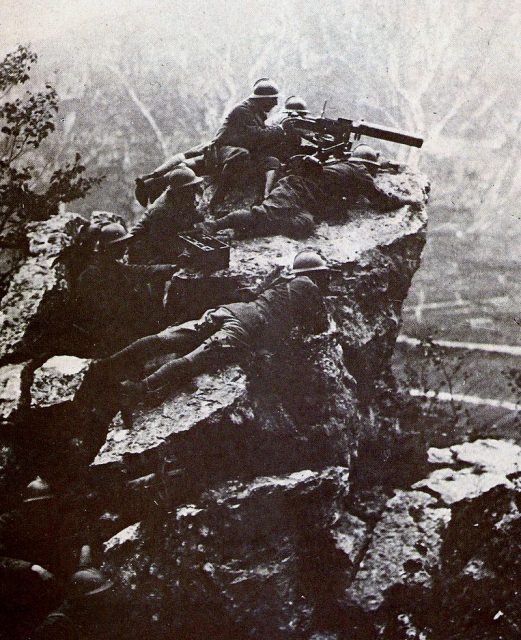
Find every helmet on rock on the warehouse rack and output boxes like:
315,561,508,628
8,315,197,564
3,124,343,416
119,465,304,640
349,144,381,168
250,78,280,99
24,476,54,503
291,250,330,274
284,95,309,114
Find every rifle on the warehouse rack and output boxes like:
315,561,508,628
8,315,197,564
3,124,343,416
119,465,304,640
282,116,424,159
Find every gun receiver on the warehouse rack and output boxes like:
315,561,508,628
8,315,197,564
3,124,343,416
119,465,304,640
283,116,424,150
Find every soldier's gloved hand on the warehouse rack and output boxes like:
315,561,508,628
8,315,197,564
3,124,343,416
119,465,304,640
31,564,54,582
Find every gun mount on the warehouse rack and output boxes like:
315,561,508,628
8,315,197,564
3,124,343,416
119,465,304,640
283,116,424,160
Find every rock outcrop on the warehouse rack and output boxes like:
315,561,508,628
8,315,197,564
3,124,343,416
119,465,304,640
0,168,435,639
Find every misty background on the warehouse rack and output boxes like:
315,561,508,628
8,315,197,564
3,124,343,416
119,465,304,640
1,0,520,396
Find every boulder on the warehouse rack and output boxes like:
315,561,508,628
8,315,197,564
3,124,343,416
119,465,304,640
0,362,32,422
417,439,521,505
429,484,521,639
0,165,430,639
0,212,85,362
103,467,352,640
345,489,451,612
413,466,514,505
30,356,92,408
428,438,521,474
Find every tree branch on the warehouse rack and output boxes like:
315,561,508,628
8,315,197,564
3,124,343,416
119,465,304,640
106,64,170,159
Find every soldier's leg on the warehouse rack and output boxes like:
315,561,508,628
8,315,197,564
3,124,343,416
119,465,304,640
144,153,186,179
200,208,255,235
105,311,219,380
209,146,250,209
142,331,241,393
281,211,315,239
259,155,281,198
120,310,249,405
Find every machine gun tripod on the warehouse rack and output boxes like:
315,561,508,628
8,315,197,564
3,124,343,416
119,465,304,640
282,115,424,162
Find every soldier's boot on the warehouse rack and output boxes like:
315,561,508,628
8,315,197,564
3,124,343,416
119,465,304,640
264,169,278,198
119,380,145,410
119,381,145,427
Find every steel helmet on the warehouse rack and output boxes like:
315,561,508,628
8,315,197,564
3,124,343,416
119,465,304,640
69,546,113,598
250,78,280,99
69,568,113,598
284,95,309,114
99,223,127,244
291,250,330,274
349,144,381,168
168,165,203,191
24,476,54,503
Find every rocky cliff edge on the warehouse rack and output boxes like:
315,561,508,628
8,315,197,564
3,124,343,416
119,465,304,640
0,168,430,639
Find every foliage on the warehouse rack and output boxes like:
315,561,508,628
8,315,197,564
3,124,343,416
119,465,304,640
0,45,103,238
504,366,521,428
398,334,472,430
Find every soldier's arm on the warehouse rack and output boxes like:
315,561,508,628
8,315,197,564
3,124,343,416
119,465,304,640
230,105,284,146
124,263,178,278
143,153,186,179
362,174,411,211
130,209,152,237
291,278,329,334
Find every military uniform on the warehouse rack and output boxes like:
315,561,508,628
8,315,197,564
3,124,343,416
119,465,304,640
320,161,405,215
213,98,284,173
209,174,317,239
108,275,328,396
136,144,208,207
0,505,63,639
74,255,176,352
128,187,202,264
32,606,78,640
206,159,407,239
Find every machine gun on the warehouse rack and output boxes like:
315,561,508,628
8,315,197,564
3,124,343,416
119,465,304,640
282,116,424,160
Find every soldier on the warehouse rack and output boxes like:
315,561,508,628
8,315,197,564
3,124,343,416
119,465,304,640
209,78,286,209
268,95,315,161
0,477,61,573
32,545,113,640
0,477,62,639
197,145,415,239
102,251,331,411
120,165,203,264
319,144,410,215
269,95,310,125
73,223,177,353
134,144,207,207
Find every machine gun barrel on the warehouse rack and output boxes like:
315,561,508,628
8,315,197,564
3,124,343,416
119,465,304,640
352,121,423,148
283,116,424,149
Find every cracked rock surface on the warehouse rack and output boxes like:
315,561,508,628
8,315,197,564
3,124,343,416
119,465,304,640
0,168,444,639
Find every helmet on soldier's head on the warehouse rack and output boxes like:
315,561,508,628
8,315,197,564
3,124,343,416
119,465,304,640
98,223,127,245
284,95,308,114
349,144,381,168
167,165,203,191
69,568,113,598
24,476,54,503
290,250,330,274
69,545,113,598
250,78,280,99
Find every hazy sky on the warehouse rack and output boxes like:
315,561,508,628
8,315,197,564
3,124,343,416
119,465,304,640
0,0,273,52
